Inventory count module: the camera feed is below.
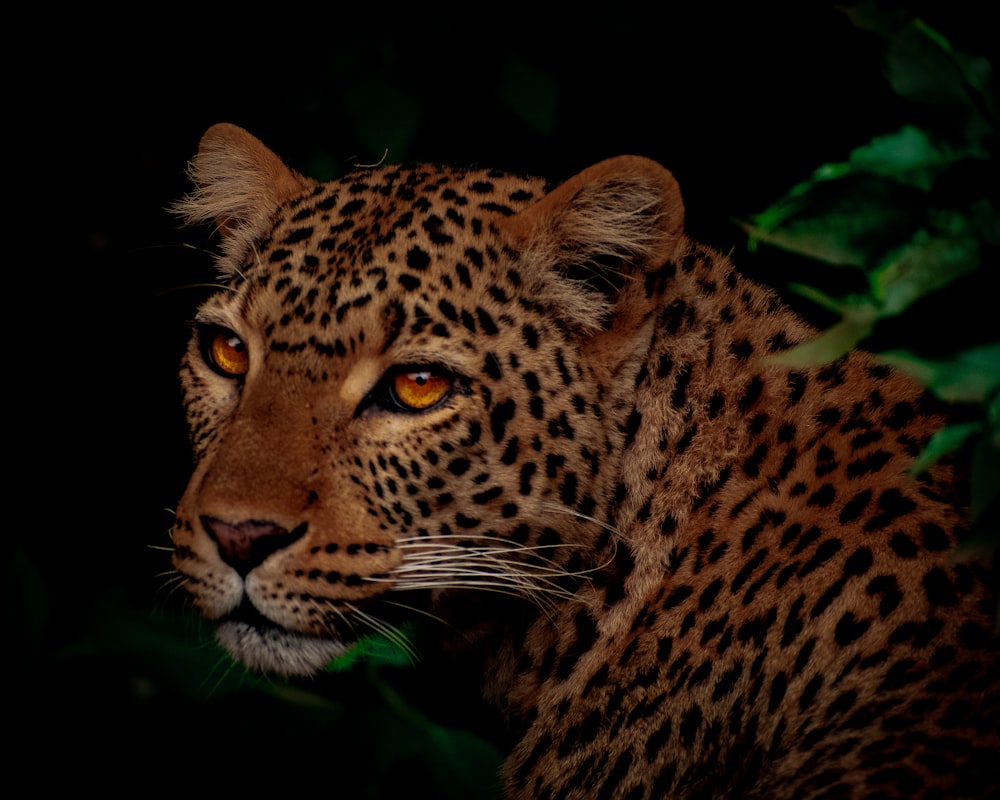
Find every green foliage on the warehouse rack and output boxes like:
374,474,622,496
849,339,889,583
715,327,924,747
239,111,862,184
324,627,420,671
743,6,999,548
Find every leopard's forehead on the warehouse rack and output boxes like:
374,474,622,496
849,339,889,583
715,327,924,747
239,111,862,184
204,163,553,368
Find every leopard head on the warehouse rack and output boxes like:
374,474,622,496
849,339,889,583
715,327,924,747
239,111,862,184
170,124,684,675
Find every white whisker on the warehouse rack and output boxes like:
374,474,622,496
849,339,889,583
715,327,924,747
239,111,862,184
342,602,419,664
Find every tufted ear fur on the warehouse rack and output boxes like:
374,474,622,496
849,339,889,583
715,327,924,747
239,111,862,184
173,123,315,271
505,156,685,339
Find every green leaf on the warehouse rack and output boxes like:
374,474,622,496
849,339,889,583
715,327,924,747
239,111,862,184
884,17,993,129
846,125,967,191
846,7,996,146
744,176,919,267
988,390,1000,448
971,433,1000,523
763,303,878,367
876,344,1000,403
325,627,419,672
784,282,854,315
909,420,983,475
870,228,980,316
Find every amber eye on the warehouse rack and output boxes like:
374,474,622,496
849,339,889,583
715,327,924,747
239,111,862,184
390,369,452,411
204,328,249,377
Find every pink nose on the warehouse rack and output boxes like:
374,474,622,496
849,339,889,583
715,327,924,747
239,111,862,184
201,516,307,575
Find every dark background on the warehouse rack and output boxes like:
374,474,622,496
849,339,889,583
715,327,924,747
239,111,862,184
9,2,993,794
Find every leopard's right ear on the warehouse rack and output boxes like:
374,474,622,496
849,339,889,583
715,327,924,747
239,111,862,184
173,123,315,266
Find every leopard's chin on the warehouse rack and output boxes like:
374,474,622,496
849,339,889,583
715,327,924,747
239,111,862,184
215,618,349,677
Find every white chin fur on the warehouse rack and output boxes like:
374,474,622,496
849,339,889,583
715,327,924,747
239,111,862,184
216,621,348,676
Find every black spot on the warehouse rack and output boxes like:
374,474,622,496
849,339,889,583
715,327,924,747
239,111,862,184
657,353,674,379
839,490,873,524
884,402,915,430
889,531,919,559
767,330,794,352
645,716,673,764
776,449,797,482
737,607,777,646
843,546,873,577
791,637,816,677
738,375,764,414
846,450,893,479
671,365,692,409
519,462,536,495
798,538,842,578
919,522,950,552
798,674,824,711
662,585,694,610
447,458,471,476
743,443,768,478
707,391,725,419
476,307,499,335
777,423,796,442
687,660,712,689
786,525,823,556
922,567,959,607
490,398,516,442
815,407,842,427
501,437,520,465
561,472,578,506
282,226,313,244
623,409,642,448
807,484,836,508
731,548,768,591
698,579,724,612
780,595,805,647
455,262,472,288
483,352,502,381
779,523,803,549
460,309,476,332
529,396,545,420
787,372,808,406
768,672,787,712
864,489,917,532
866,574,903,618
834,611,871,646
596,751,633,800
712,663,743,702
663,299,689,335
729,339,754,361
406,246,431,270
679,705,702,749
675,424,697,455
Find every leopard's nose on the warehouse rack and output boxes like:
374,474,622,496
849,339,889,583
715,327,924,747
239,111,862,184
201,516,308,576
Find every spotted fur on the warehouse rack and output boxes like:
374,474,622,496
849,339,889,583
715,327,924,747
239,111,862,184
171,124,999,798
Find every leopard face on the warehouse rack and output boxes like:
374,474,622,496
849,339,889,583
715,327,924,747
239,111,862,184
171,125,999,798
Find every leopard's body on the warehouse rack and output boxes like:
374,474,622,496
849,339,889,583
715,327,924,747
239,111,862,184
171,124,999,798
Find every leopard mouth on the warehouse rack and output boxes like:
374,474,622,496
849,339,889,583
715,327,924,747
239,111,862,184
215,599,350,676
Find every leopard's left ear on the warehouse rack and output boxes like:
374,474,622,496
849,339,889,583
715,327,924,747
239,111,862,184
505,156,685,335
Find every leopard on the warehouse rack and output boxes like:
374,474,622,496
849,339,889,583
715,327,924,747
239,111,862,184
170,123,999,798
